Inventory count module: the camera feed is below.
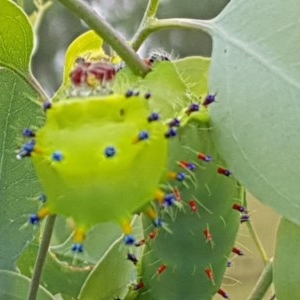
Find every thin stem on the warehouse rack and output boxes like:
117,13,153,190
131,0,160,49
57,0,149,77
247,219,269,265
247,260,273,300
132,18,213,51
27,215,56,300
243,187,269,265
32,1,53,34
28,73,49,102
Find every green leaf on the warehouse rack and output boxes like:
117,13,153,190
50,222,123,265
0,270,54,300
174,56,210,97
273,218,300,299
0,0,34,74
206,0,300,224
114,57,211,126
18,241,90,298
79,238,134,300
79,217,143,300
0,68,44,270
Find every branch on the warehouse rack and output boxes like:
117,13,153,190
132,18,213,51
131,0,160,49
27,215,56,300
57,0,149,77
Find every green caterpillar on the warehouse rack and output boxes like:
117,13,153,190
20,92,174,250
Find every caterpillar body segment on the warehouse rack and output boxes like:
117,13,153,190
29,93,169,240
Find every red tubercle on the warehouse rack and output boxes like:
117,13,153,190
197,153,212,162
179,160,197,171
218,288,229,299
149,229,158,240
232,203,247,213
203,228,213,242
173,187,182,202
189,200,198,212
133,281,145,291
217,167,232,177
205,268,215,285
232,247,244,256
157,264,167,275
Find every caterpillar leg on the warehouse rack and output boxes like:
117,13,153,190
72,227,86,252
29,207,51,224
144,206,163,228
122,220,135,245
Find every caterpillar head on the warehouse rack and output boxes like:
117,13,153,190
27,93,169,245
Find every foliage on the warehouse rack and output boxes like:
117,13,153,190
0,0,299,299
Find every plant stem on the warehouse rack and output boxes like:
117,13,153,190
241,187,269,265
57,0,149,77
131,0,160,49
32,1,53,34
247,260,273,300
132,18,213,51
247,219,269,265
26,215,56,300
28,73,49,102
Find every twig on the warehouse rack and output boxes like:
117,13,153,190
132,18,213,51
131,0,160,50
57,0,149,77
26,215,56,300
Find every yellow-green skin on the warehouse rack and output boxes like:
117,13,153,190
32,94,168,229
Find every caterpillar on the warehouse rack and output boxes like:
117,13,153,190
16,34,244,297
18,89,176,250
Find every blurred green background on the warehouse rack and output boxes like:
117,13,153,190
19,0,280,299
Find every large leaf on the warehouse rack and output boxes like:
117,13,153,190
0,270,54,300
79,217,143,300
0,68,43,270
273,218,300,299
0,0,34,74
202,0,300,224
18,241,90,299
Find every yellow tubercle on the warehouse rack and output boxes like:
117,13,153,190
167,172,177,180
145,207,158,220
74,228,86,244
122,221,133,235
37,207,51,219
155,189,165,203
